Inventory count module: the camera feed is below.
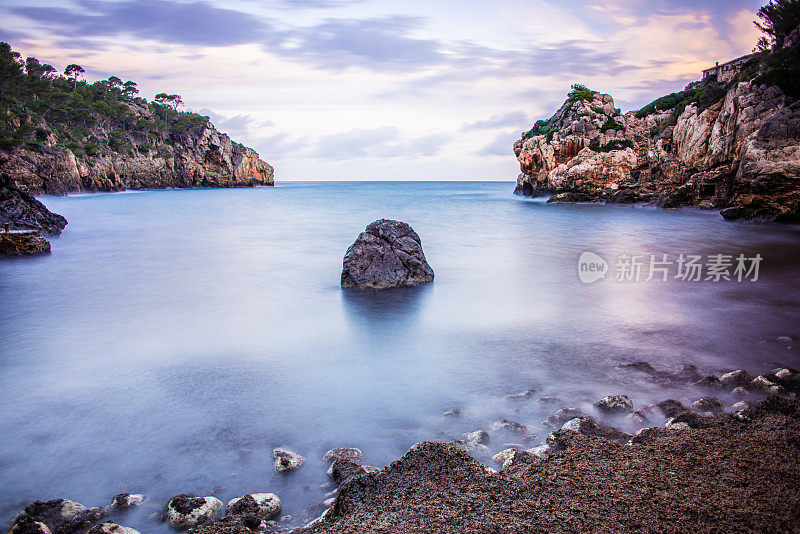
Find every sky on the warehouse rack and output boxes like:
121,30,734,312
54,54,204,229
0,0,766,180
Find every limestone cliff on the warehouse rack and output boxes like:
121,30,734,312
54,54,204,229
514,74,799,222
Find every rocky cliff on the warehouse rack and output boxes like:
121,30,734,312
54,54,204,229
513,56,799,222
0,43,274,195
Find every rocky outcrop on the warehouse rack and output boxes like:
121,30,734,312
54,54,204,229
226,493,281,521
272,447,305,472
1,116,273,196
0,231,51,255
166,494,223,529
514,80,800,222
341,219,434,289
0,174,67,234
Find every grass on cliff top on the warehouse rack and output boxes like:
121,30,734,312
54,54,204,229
521,84,599,141
0,42,210,156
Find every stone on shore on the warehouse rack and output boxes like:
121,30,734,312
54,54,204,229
327,458,367,485
86,522,141,534
490,420,527,434
166,494,223,529
340,219,434,289
594,395,633,413
226,493,281,520
491,448,518,464
692,397,725,413
719,370,753,388
272,447,305,472
560,417,632,443
10,499,104,534
543,407,583,428
463,430,491,445
323,448,364,463
9,517,52,534
695,376,724,389
752,374,786,393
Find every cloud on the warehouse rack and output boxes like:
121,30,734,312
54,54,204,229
10,0,276,47
479,131,521,157
277,16,445,71
462,112,528,131
197,108,256,136
309,127,447,159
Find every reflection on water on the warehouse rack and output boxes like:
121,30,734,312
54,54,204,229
0,182,799,531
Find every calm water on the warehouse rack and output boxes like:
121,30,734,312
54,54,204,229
1,182,799,530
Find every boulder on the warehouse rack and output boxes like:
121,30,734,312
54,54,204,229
504,389,537,401
695,376,724,389
323,448,364,463
653,399,687,418
86,522,141,534
752,374,786,393
340,219,434,289
166,494,223,529
0,231,51,256
719,370,753,388
775,368,800,392
272,447,304,472
594,395,633,413
491,448,518,464
626,409,650,424
9,517,52,534
691,397,725,413
441,409,462,418
463,430,490,445
732,387,749,398
10,499,103,534
226,493,281,520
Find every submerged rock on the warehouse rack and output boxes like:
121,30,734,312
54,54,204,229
323,448,364,463
272,447,305,472
695,376,724,389
166,494,223,529
340,219,434,289
719,370,753,388
441,408,462,418
0,231,51,256
463,430,491,445
108,494,146,510
504,389,537,401
226,493,281,520
594,395,633,413
86,522,140,534
489,420,527,434
543,407,584,428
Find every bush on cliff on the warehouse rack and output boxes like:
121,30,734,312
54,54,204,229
0,42,210,159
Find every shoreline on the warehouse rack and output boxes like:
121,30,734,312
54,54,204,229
8,360,799,534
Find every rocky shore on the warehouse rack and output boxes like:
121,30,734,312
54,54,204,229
9,356,800,534
0,173,67,256
513,34,800,222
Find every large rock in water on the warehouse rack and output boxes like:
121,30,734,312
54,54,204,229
341,219,434,289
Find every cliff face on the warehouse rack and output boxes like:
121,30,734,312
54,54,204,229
0,173,67,234
0,113,274,195
513,82,800,222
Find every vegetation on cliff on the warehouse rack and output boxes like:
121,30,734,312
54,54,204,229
0,42,211,158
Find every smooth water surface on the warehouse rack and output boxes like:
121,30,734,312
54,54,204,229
1,182,799,530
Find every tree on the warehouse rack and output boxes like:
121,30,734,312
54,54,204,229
122,80,138,99
64,63,85,91
755,0,800,48
154,92,183,111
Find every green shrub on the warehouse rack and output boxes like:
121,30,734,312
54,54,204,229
84,142,99,156
567,84,597,104
600,116,625,132
590,139,634,152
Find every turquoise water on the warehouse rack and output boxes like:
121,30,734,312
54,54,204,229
1,182,799,530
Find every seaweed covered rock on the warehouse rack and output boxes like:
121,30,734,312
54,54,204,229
166,494,223,529
226,493,281,520
341,220,434,289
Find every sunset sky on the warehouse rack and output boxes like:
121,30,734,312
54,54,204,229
0,0,765,180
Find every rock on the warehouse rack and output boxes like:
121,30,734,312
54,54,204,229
86,522,140,534
362,465,380,473
0,173,67,234
166,494,223,529
719,370,754,388
340,219,434,289
665,420,691,430
441,409,462,418
732,401,751,411
108,494,146,509
627,409,650,424
691,397,725,413
560,417,632,443
10,499,96,533
450,439,489,454
653,399,688,418
185,515,265,534
594,395,633,413
504,389,537,401
272,447,305,472
463,430,490,445
0,231,51,256
775,336,794,345
664,410,710,430
491,448,518,464
323,447,364,463
695,376,724,389
752,374,786,393
732,386,749,397
226,493,281,520
9,517,52,534
543,407,583,428
327,458,367,485
489,420,527,434
775,368,800,392
536,395,561,404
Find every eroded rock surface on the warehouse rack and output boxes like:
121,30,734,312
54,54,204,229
341,219,434,289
